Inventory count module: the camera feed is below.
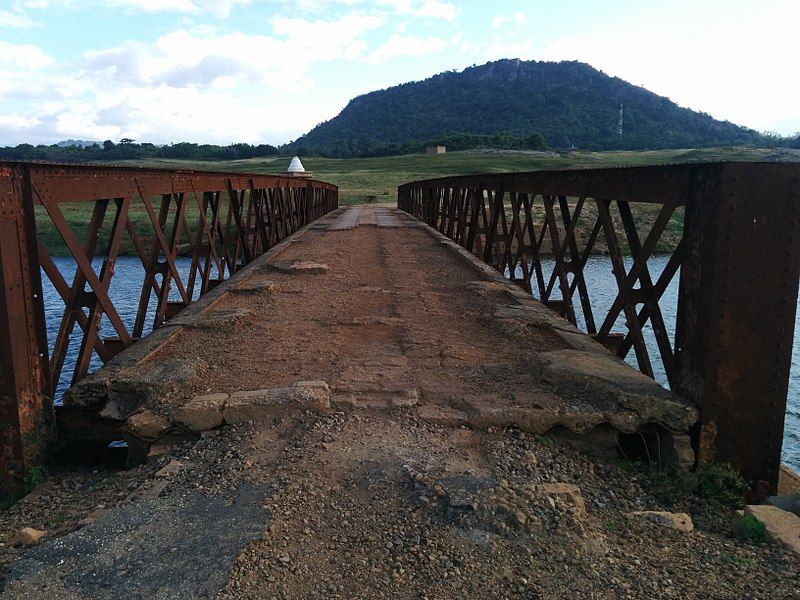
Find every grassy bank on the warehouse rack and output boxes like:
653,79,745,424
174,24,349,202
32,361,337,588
35,146,800,256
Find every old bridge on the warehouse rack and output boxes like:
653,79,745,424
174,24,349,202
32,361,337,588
1,160,799,504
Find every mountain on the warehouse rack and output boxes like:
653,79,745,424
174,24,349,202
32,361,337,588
289,59,765,157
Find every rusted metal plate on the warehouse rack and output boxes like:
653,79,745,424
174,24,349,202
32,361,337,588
0,164,54,498
673,163,800,495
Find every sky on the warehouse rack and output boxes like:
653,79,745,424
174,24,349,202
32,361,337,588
0,0,797,146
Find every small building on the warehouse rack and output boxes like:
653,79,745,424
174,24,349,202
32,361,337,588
425,145,446,155
282,156,313,178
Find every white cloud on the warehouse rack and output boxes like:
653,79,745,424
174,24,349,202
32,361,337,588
0,41,53,69
0,13,385,145
365,32,455,63
0,9,35,27
491,11,527,29
82,14,381,93
412,0,457,20
108,0,252,17
110,0,196,12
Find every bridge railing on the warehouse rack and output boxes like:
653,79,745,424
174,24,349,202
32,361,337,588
0,161,337,495
399,162,800,494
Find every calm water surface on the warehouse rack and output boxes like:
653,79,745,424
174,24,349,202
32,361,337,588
44,256,195,399
43,255,800,472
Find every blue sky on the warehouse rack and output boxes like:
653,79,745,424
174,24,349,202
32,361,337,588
0,0,797,146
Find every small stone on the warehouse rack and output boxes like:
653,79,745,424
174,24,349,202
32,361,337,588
629,511,694,533
155,459,183,478
389,388,420,408
10,527,47,547
173,393,227,432
534,483,587,516
78,509,108,527
124,410,170,440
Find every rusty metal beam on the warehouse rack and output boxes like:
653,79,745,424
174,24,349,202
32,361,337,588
673,162,800,496
0,164,54,498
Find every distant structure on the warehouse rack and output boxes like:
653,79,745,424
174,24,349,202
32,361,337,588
425,145,446,155
283,156,313,178
618,104,624,136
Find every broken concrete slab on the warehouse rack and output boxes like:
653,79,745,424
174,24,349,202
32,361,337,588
389,388,420,408
122,410,171,441
744,504,800,555
155,459,183,479
630,511,694,532
69,356,207,420
173,393,228,432
232,277,279,294
223,381,331,424
539,349,698,434
417,405,470,429
268,260,329,275
178,308,254,330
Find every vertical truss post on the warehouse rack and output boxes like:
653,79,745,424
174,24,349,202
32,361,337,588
674,163,800,496
0,165,54,498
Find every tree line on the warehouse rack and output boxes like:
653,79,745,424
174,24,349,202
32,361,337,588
0,139,281,162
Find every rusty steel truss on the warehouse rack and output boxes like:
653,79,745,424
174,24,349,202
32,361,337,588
399,162,800,495
0,162,337,496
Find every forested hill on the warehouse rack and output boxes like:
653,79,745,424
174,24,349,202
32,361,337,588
289,59,767,157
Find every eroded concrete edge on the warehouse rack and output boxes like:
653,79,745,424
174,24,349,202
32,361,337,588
410,212,699,468
58,213,338,442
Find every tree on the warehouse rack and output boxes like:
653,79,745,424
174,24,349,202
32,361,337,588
526,131,547,150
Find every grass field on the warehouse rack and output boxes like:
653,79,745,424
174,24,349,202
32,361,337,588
36,146,800,256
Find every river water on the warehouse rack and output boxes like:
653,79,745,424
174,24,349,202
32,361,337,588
43,256,195,399
41,255,800,472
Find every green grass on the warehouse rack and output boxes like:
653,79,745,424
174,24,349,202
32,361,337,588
695,462,749,510
1,466,48,514
36,146,800,256
88,476,116,492
722,552,758,568
47,511,68,526
737,515,766,542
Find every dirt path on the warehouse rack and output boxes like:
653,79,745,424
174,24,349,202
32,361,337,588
1,206,798,598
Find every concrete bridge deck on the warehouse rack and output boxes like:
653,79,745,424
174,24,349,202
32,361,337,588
2,206,798,598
